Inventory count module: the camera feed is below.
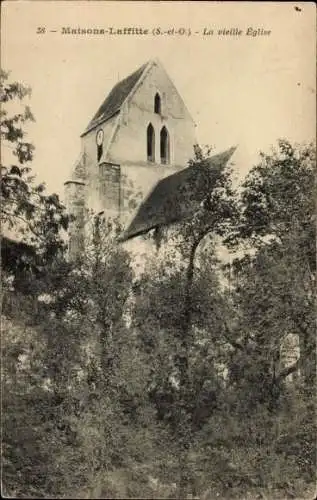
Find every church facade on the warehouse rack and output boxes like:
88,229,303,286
65,58,197,257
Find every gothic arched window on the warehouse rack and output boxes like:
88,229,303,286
154,93,161,114
160,126,170,164
147,123,155,162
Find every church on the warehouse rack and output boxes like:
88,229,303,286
65,58,197,258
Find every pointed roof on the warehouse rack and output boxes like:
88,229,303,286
119,147,237,242
82,61,149,136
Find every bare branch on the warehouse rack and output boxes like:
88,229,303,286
276,358,301,382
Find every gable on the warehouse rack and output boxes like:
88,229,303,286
126,60,195,124
104,60,196,167
82,59,195,138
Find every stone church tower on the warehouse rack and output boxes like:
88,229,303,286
65,58,197,258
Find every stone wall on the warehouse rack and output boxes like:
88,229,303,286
108,60,196,168
78,60,197,224
66,60,197,258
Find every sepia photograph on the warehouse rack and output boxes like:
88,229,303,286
1,1,316,498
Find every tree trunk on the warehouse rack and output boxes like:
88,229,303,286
177,237,200,499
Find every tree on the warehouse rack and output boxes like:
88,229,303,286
131,140,316,498
2,211,170,498
229,139,316,389
131,145,239,498
1,70,69,284
214,140,317,495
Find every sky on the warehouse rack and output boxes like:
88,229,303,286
2,1,316,199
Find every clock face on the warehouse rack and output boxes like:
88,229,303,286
96,129,104,146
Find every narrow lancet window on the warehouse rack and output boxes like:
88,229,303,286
147,123,155,162
154,93,161,114
160,126,170,164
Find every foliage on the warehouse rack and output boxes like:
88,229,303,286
234,139,315,248
1,75,315,500
1,70,69,282
2,216,165,498
207,139,316,497
228,140,316,393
